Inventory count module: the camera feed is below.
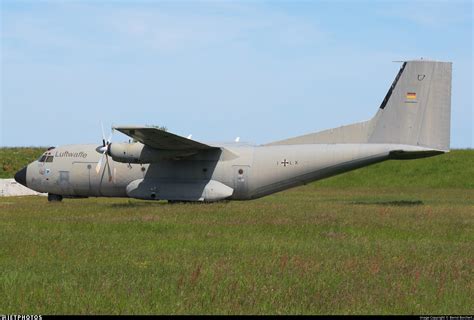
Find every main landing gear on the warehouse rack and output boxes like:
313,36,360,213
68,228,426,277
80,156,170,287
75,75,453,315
48,193,63,202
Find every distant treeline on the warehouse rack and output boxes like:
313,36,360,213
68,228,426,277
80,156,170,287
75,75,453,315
1,147,473,188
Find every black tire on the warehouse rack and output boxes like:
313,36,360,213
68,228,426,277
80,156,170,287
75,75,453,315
48,194,63,202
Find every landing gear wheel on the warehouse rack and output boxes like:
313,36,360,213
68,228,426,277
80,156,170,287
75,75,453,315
48,194,63,202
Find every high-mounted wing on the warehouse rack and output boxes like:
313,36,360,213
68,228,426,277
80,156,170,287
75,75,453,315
114,126,217,150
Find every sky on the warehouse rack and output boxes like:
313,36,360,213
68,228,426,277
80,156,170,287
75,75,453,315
1,0,472,148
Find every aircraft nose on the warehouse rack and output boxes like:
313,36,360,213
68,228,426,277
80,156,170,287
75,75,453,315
14,167,27,187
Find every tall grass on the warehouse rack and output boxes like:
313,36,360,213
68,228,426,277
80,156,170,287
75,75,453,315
0,187,472,314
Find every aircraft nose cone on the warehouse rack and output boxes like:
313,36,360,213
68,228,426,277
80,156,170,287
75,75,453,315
14,167,27,187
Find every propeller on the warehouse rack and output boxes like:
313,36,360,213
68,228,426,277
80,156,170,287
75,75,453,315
96,122,114,176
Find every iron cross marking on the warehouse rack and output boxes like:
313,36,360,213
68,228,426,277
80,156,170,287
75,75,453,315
282,159,290,167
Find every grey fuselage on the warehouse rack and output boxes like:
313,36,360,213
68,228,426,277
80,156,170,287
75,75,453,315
20,142,441,201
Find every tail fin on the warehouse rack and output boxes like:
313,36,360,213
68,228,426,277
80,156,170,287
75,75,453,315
264,60,452,151
368,60,452,151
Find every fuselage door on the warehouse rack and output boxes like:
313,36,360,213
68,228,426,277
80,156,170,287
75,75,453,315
232,165,250,199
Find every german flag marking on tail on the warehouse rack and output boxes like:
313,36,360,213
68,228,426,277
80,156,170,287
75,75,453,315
405,92,418,103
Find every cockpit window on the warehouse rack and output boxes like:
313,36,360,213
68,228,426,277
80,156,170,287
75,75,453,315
38,155,54,162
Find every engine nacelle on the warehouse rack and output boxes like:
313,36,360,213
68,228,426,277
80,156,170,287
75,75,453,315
108,142,196,163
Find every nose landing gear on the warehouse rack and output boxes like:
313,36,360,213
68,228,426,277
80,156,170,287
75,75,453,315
48,193,63,202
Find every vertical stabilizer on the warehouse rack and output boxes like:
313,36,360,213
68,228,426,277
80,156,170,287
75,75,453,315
368,60,452,151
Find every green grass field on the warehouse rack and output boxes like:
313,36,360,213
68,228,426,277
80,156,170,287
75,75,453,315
0,148,473,314
0,147,46,179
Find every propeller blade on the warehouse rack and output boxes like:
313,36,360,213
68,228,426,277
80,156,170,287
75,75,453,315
100,121,106,146
96,152,105,174
106,131,113,145
109,127,115,139
106,154,113,182
96,124,115,175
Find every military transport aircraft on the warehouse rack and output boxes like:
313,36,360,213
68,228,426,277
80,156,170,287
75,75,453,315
15,60,452,202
